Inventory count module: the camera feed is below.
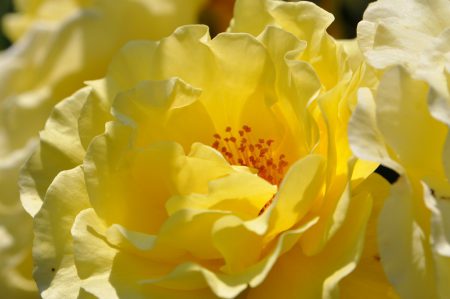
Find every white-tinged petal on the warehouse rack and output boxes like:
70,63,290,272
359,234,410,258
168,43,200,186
378,177,437,299
348,87,402,174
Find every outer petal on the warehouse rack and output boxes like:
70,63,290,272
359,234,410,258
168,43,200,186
105,25,214,99
358,0,450,72
340,174,399,299
19,87,90,217
416,29,450,100
378,177,437,299
230,0,343,90
375,67,448,191
32,166,90,299
230,0,333,46
0,203,37,299
423,184,450,299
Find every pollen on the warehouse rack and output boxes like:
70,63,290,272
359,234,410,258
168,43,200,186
212,125,289,215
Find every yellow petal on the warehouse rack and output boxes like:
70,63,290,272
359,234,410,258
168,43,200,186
167,169,276,220
77,79,112,150
258,25,321,155
348,87,402,174
378,177,437,299
20,87,90,217
174,143,233,196
206,31,271,129
33,166,89,299
267,154,325,238
231,0,333,44
71,209,121,299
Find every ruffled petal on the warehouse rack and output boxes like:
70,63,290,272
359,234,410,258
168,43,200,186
33,166,89,299
20,87,90,217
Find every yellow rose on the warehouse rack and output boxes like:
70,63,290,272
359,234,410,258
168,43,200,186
350,66,450,299
358,0,450,122
21,0,386,298
351,1,450,298
0,0,206,297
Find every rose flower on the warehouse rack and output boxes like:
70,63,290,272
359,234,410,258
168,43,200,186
350,0,450,298
20,0,387,298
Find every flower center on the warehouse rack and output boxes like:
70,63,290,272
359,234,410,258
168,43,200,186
212,125,288,215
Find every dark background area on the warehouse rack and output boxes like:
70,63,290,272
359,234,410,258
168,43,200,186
311,0,374,38
0,0,13,49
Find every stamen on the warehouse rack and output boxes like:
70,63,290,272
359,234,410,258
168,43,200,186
212,125,289,215
258,197,274,216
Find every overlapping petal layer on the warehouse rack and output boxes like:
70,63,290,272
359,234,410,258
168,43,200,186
352,1,450,298
0,0,206,296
